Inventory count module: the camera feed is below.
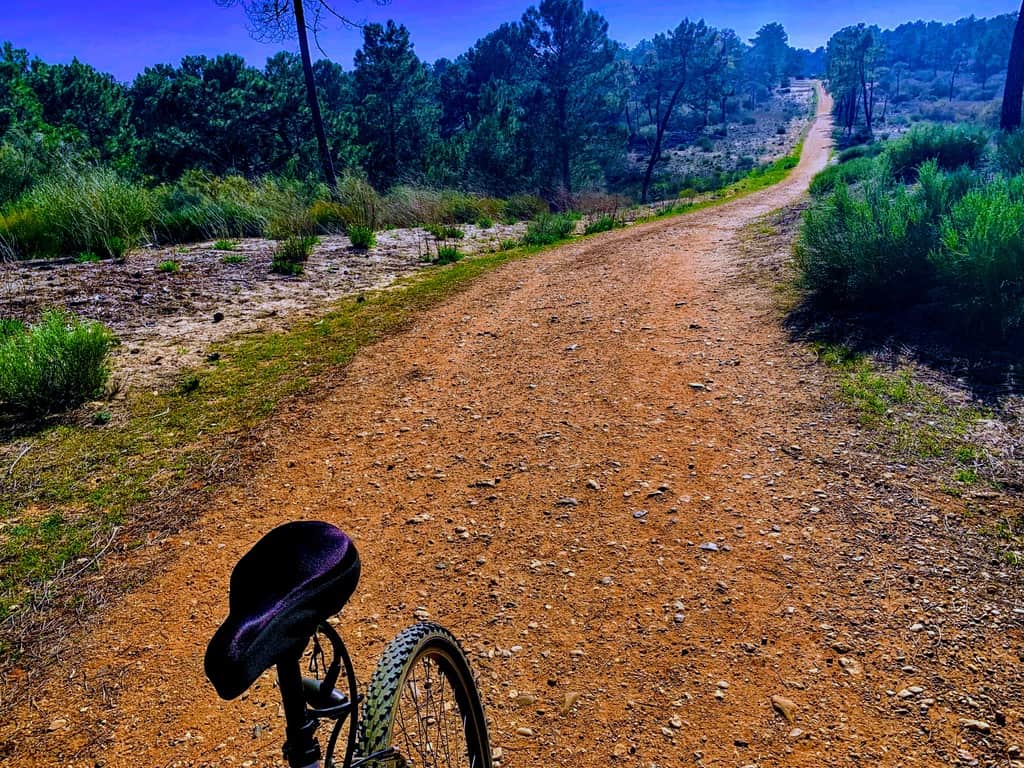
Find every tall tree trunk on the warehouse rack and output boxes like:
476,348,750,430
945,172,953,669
641,82,686,203
292,0,338,194
556,89,571,197
1001,1,1024,131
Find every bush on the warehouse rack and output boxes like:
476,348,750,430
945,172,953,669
347,224,375,250
2,167,153,259
0,310,114,415
154,172,267,243
307,200,349,233
435,245,462,265
439,191,484,224
212,239,237,251
0,319,25,340
809,157,881,198
221,253,246,265
883,123,988,181
584,214,620,235
157,259,180,273
424,223,464,240
271,235,317,275
837,143,883,164
504,194,548,222
795,178,933,308
522,213,575,246
476,216,494,229
335,175,382,231
932,181,1024,337
996,130,1024,175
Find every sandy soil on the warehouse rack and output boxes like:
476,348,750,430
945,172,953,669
0,222,526,392
2,83,1023,768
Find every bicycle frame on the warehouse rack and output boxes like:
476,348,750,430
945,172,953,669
277,622,396,768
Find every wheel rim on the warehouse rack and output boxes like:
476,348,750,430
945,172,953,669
389,648,482,768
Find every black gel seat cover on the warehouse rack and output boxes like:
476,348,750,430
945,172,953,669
205,521,360,700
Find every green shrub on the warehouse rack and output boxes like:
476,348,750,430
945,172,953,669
270,256,303,275
336,175,382,231
522,213,575,246
424,223,464,240
809,157,883,198
837,142,883,164
307,200,349,233
347,225,376,250
212,239,237,250
499,238,519,251
435,245,462,265
157,259,180,273
221,253,247,265
932,181,1024,338
0,310,114,415
996,130,1024,175
383,186,443,228
271,235,317,275
476,216,494,229
795,178,933,308
584,214,620,235
0,319,25,340
883,123,988,181
3,167,153,259
75,251,101,264
439,191,484,224
697,136,714,152
154,173,267,242
504,194,548,222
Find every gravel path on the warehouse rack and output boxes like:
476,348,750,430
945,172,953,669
2,83,1022,768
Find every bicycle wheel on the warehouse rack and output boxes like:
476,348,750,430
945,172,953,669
360,622,492,768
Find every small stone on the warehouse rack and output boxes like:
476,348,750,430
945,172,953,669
896,688,916,699
838,656,862,676
669,715,683,729
909,623,925,633
959,719,991,734
831,640,853,654
789,728,804,739
556,497,578,507
713,689,725,700
516,727,535,737
586,478,601,490
771,695,798,724
699,542,719,552
717,680,729,689
513,694,537,707
633,509,648,519
561,691,580,714
688,382,707,391
48,718,67,732
212,311,224,323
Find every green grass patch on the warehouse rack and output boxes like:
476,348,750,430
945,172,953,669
521,213,575,246
0,310,114,417
583,214,621,235
212,239,237,251
347,224,376,250
221,253,247,265
157,259,180,273
814,342,989,472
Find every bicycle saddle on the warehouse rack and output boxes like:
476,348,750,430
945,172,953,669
205,520,361,700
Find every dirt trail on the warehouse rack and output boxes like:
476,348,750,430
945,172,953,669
4,84,1024,767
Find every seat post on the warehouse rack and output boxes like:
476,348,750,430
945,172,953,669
278,656,322,768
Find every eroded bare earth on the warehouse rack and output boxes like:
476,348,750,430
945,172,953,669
2,84,1023,768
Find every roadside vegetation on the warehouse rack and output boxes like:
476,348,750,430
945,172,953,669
796,123,1023,349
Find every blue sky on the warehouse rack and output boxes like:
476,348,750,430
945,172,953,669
4,0,1020,81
